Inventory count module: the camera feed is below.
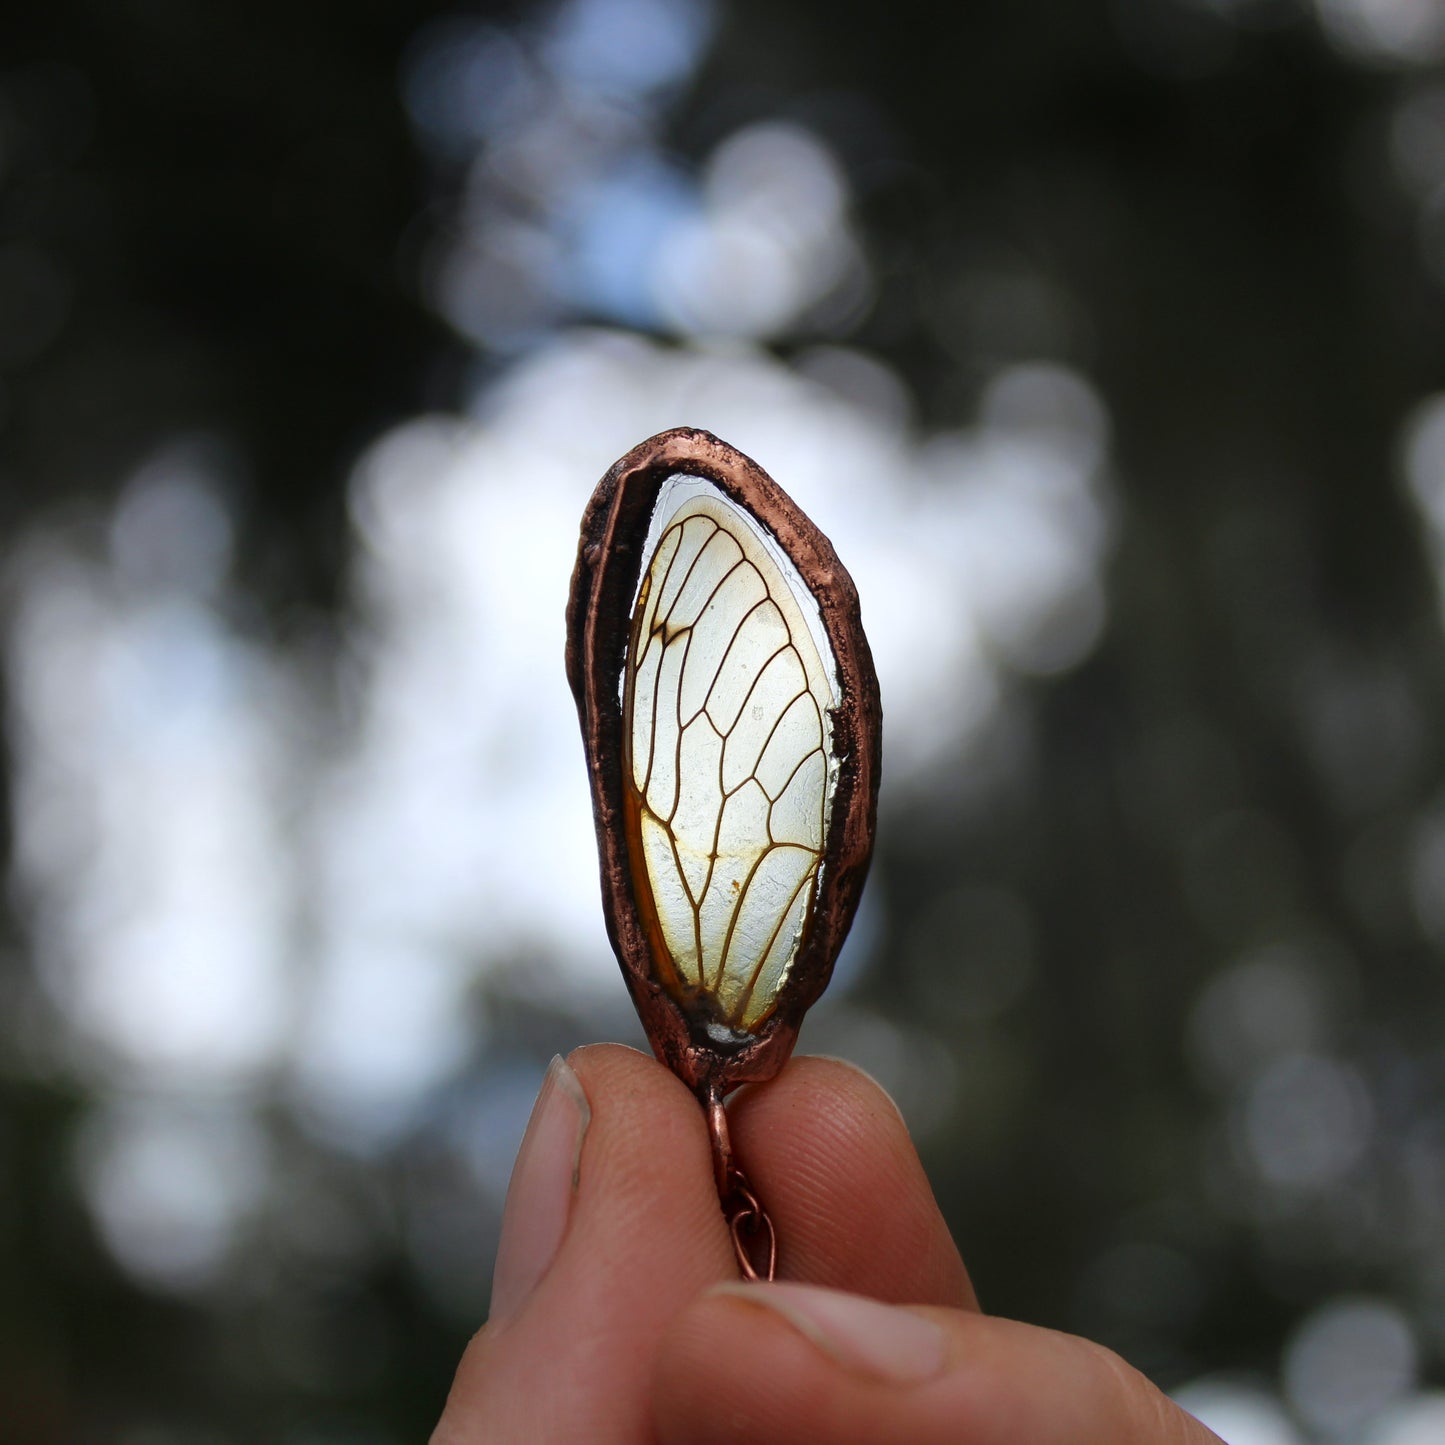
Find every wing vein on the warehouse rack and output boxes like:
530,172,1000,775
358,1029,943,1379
735,863,818,1024
720,640,793,742
679,556,754,726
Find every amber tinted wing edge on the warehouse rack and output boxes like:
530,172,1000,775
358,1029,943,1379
565,426,882,1098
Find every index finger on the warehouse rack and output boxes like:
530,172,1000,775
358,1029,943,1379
730,1055,976,1310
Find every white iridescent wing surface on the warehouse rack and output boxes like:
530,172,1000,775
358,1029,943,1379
624,480,838,1032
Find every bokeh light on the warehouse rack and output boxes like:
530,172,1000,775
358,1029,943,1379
3,0,1445,1438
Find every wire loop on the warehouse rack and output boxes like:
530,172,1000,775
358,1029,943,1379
723,1168,778,1281
705,1086,778,1282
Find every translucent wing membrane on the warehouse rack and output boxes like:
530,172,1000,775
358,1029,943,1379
568,427,879,1101
623,482,838,1033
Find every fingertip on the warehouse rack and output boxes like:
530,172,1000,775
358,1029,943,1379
653,1287,1226,1445
563,1038,667,1084
774,1054,912,1129
559,1042,725,1275
728,1055,974,1308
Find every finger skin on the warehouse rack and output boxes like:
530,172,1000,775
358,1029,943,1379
432,1047,973,1444
652,1292,1225,1445
730,1057,975,1309
433,1044,734,1445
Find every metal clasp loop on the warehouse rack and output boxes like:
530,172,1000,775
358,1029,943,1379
705,1086,777,1282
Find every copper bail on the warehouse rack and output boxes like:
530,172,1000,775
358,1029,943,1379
705,1087,777,1282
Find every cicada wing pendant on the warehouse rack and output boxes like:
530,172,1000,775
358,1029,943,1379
567,428,881,1101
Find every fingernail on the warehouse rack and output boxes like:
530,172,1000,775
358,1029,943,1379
709,1282,947,1385
489,1055,591,1326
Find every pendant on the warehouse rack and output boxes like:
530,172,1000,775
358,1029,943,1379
566,428,881,1279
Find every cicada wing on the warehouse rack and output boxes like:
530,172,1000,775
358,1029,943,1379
623,490,836,1033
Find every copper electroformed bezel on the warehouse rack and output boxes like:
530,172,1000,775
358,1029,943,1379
566,427,882,1102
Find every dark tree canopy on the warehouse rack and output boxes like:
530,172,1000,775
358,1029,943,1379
2,0,1444,1439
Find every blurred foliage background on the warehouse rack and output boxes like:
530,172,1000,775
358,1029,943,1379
4,0,1445,1441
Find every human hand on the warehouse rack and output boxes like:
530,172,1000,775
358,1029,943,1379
431,1043,1222,1443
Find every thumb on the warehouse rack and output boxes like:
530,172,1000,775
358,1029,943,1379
651,1282,1223,1445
